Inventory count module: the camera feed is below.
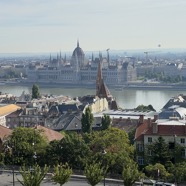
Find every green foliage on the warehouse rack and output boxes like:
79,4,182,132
101,114,111,130
145,136,171,165
144,71,182,83
81,107,94,133
122,160,142,186
144,163,171,181
167,161,186,183
51,163,72,186
127,128,136,145
87,128,134,174
4,127,48,166
135,104,156,112
18,164,49,186
46,132,91,169
32,84,40,99
84,162,104,186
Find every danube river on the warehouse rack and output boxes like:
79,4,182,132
1,84,186,112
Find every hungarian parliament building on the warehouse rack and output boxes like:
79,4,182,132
27,41,137,87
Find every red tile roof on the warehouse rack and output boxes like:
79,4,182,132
0,125,12,140
135,119,186,142
135,120,149,141
35,125,64,142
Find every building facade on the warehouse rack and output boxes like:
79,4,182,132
26,41,137,86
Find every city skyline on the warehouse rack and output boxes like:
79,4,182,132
1,0,186,53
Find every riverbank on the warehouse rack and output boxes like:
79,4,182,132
3,78,186,91
16,81,186,91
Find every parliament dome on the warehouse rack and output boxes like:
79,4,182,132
72,40,85,57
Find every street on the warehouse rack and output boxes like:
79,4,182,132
0,172,122,186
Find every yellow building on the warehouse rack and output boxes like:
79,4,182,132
0,104,21,127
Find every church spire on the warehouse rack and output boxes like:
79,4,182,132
50,54,51,63
99,51,102,61
92,52,94,62
60,50,62,59
96,59,103,96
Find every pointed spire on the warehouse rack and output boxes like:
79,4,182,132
106,48,110,64
96,60,103,96
77,39,79,47
99,51,102,61
92,52,94,62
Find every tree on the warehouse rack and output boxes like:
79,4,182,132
84,162,104,186
101,114,111,130
32,83,40,99
81,107,94,133
144,163,171,181
4,127,48,166
128,128,136,145
18,164,49,186
87,128,134,174
167,161,186,184
135,104,156,112
122,160,142,186
51,163,72,186
46,132,91,169
145,136,171,165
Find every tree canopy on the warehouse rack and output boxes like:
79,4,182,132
81,107,94,133
4,127,47,166
51,163,72,186
101,114,111,130
18,164,49,186
32,83,40,99
84,162,104,186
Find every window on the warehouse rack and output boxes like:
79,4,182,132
148,137,152,143
181,149,185,158
169,142,175,149
137,156,144,165
137,144,144,152
181,138,185,144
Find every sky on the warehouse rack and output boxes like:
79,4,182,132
1,0,186,53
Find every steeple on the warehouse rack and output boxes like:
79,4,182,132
99,51,102,61
50,54,51,63
96,60,118,110
92,52,94,62
64,54,66,62
60,50,62,59
96,59,111,99
96,60,102,96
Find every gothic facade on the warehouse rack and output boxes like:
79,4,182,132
26,41,137,86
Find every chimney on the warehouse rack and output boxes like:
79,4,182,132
154,114,158,121
148,118,151,128
152,122,158,134
139,115,144,124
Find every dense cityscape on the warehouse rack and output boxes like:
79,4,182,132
0,45,186,186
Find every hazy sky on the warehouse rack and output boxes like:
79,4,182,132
1,0,186,53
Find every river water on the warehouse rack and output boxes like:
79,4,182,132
1,84,186,112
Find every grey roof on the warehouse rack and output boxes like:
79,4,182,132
48,103,80,115
94,109,157,119
49,112,102,132
163,95,186,109
78,95,96,104
159,107,186,119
